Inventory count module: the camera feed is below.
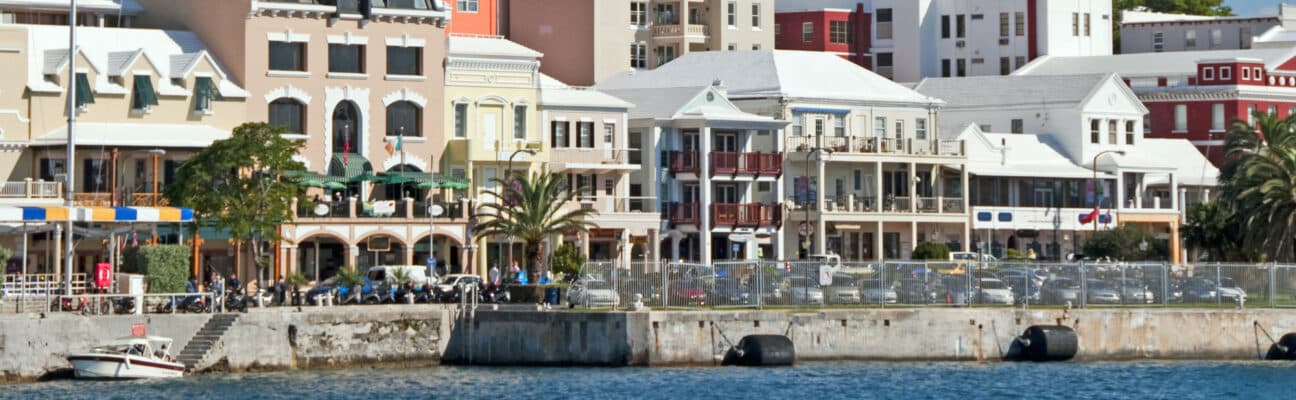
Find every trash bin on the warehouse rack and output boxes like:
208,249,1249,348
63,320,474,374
545,287,559,305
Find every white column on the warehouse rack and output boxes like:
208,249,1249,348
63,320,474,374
699,127,712,264
908,161,917,213
1115,171,1125,213
875,220,884,261
814,150,827,256
909,221,917,259
875,161,884,211
774,128,786,261
1169,173,1179,211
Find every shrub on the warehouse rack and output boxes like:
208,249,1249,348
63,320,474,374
550,242,585,280
334,267,363,288
1005,248,1027,261
121,245,191,293
911,242,950,260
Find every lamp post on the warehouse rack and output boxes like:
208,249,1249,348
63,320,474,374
1090,150,1127,232
504,148,537,271
800,138,833,258
62,0,78,298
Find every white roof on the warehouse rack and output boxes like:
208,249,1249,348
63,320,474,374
596,50,940,106
1108,139,1219,187
959,126,1107,179
447,35,542,59
23,24,246,98
913,74,1114,110
601,85,782,126
34,122,231,148
1017,47,1296,78
0,0,142,14
1120,10,1232,24
538,74,633,109
1253,25,1296,48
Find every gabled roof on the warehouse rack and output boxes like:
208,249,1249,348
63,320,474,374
447,35,542,59
538,74,633,109
0,0,143,14
602,85,780,125
958,125,1107,179
913,74,1116,110
1015,48,1296,78
596,50,941,106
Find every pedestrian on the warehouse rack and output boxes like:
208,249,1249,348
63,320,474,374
489,264,501,287
228,274,241,294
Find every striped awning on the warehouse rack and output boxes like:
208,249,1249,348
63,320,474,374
0,206,194,223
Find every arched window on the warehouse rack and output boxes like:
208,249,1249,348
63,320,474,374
386,101,421,137
268,98,305,134
333,101,360,153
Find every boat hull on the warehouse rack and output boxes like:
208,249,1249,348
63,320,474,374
67,354,184,379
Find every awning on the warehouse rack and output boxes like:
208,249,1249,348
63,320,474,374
75,73,94,107
382,170,435,185
418,173,469,190
132,75,158,110
328,153,374,182
194,77,223,111
0,206,194,223
32,122,231,148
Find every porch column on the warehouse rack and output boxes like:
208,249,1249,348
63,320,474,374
1170,220,1182,264
648,228,660,262
404,240,414,265
874,220,884,261
961,164,970,213
347,244,359,272
909,221,918,259
1169,173,1179,211
774,129,786,261
908,161,917,213
670,232,681,261
963,222,971,254
699,126,713,264
814,150,827,255
875,161,883,211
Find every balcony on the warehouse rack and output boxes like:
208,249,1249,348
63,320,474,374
668,202,700,226
709,152,782,177
652,24,709,39
292,198,465,221
669,151,700,175
787,136,965,157
711,203,782,227
0,180,62,201
792,195,966,215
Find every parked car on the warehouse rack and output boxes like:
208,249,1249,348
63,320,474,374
617,278,660,305
999,273,1041,303
1040,278,1082,305
1182,278,1221,302
824,275,862,305
751,276,787,305
436,274,482,301
975,278,1014,305
941,276,973,305
711,278,752,306
1216,277,1248,303
567,280,620,308
304,277,338,305
785,276,824,305
857,279,898,304
1113,278,1155,304
365,265,434,287
896,278,944,304
1085,280,1123,304
668,280,708,306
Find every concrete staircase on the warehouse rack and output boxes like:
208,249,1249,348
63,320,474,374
176,314,239,371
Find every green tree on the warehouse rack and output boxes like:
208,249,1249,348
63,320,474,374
121,245,191,293
165,123,305,286
1113,0,1233,52
550,242,586,281
475,171,598,282
1082,225,1163,261
911,242,950,260
1181,201,1244,261
1219,113,1296,261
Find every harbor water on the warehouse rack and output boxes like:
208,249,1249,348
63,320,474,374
4,361,1293,399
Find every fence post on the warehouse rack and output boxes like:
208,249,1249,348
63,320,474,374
1079,261,1087,309
1120,263,1127,306
1162,262,1169,307
879,261,886,309
662,260,670,309
1271,262,1278,308
1216,264,1222,307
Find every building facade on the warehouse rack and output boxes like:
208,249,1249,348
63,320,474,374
1118,6,1296,54
0,0,141,27
448,0,503,35
773,6,870,67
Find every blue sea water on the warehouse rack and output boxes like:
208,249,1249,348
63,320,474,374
4,361,1294,400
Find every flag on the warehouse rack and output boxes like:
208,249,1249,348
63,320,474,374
384,140,394,156
131,231,139,247
395,134,403,152
343,138,351,166
1079,206,1099,224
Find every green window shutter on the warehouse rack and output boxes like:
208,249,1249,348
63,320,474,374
74,73,94,107
193,77,224,112
131,75,159,110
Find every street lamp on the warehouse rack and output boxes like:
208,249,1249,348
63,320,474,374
504,148,538,271
800,141,833,258
1090,150,1126,232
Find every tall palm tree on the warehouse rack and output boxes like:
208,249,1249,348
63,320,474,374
475,170,598,282
1220,113,1296,261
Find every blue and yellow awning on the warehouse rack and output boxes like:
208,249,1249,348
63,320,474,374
0,206,194,223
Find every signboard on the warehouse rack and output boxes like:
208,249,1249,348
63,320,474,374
131,323,146,337
368,236,392,252
94,262,112,289
369,200,397,217
818,265,833,286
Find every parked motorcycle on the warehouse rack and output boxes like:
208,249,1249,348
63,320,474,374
53,296,93,315
156,294,208,313
481,284,511,304
225,290,250,313
100,296,137,314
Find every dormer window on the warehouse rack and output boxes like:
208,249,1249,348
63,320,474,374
1202,67,1214,80
193,77,223,115
131,75,159,112
74,73,94,110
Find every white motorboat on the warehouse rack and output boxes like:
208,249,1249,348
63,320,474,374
67,336,185,379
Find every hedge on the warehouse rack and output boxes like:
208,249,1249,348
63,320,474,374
122,245,191,293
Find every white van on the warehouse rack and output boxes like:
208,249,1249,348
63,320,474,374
365,265,434,286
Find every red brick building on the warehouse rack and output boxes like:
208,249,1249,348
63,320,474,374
774,5,870,68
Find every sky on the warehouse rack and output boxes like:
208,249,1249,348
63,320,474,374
1226,0,1287,17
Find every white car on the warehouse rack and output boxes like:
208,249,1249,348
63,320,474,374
437,274,481,295
366,265,435,287
976,278,1015,305
568,280,620,308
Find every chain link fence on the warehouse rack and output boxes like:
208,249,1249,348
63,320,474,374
569,259,1296,310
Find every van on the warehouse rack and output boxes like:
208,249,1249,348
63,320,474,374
365,265,434,286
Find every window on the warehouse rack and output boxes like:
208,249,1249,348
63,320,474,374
578,122,594,148
131,75,158,112
1000,57,1011,75
1011,119,1023,134
654,46,676,67
38,158,65,181
853,170,862,190
1084,13,1090,36
752,44,760,51
1090,119,1100,143
269,41,305,71
941,59,951,77
628,133,642,165
874,117,886,138
999,13,1009,37
193,77,221,113
1107,120,1117,144
1255,67,1264,81
876,52,893,70
829,21,848,44
1243,67,1251,80
387,101,421,137
1153,32,1164,52
814,119,825,136
630,43,647,69
774,23,781,44
630,2,647,27
328,44,364,73
453,103,467,138
604,178,615,196
1211,29,1222,47
386,46,421,76
603,124,615,147
727,1,736,27
792,113,803,136
73,73,93,109
1072,13,1079,36
751,3,760,28
1015,12,1025,36
83,159,107,193
1185,30,1197,48
1015,56,1026,69
551,121,570,147
457,0,477,12
895,120,905,139
727,43,737,51
956,59,966,77
1248,104,1257,127
1125,121,1135,145
1211,104,1225,131
1203,67,1214,80
802,22,813,42
941,15,950,39
876,8,892,39
758,182,772,192
513,105,527,140
269,98,304,134
916,118,928,140
1270,105,1278,116
833,117,845,137
1221,66,1231,80
956,14,965,38
1174,104,1188,132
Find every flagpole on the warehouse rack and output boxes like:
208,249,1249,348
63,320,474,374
64,0,78,296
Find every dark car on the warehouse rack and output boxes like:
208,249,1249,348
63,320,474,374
896,278,944,304
304,277,338,305
711,278,752,306
669,280,707,306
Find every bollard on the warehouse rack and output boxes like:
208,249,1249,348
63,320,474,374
257,288,265,308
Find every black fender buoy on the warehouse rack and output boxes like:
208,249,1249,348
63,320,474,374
1265,333,1296,360
1010,325,1078,362
723,335,794,366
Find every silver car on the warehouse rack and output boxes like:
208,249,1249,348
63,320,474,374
857,279,898,304
785,277,824,305
567,280,620,308
824,275,862,305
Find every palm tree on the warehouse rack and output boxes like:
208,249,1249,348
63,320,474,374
1220,113,1296,261
475,170,598,282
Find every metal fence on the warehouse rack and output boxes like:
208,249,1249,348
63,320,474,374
569,260,1296,310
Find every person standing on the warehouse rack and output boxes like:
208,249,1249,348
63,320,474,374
489,264,501,287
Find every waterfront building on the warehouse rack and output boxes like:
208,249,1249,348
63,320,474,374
0,0,141,27
1015,46,1296,167
0,23,247,276
447,0,502,35
1118,6,1296,54
138,0,454,281
506,0,776,86
912,73,1218,263
599,50,966,263
774,0,1112,82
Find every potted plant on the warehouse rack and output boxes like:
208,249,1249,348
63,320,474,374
333,267,363,304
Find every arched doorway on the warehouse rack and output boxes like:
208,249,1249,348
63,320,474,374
357,234,404,272
297,234,347,282
333,101,360,154
413,233,462,275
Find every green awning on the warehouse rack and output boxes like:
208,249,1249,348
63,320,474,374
328,153,373,181
417,173,469,190
194,77,223,111
322,181,348,190
131,75,158,110
74,73,94,107
383,171,435,185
